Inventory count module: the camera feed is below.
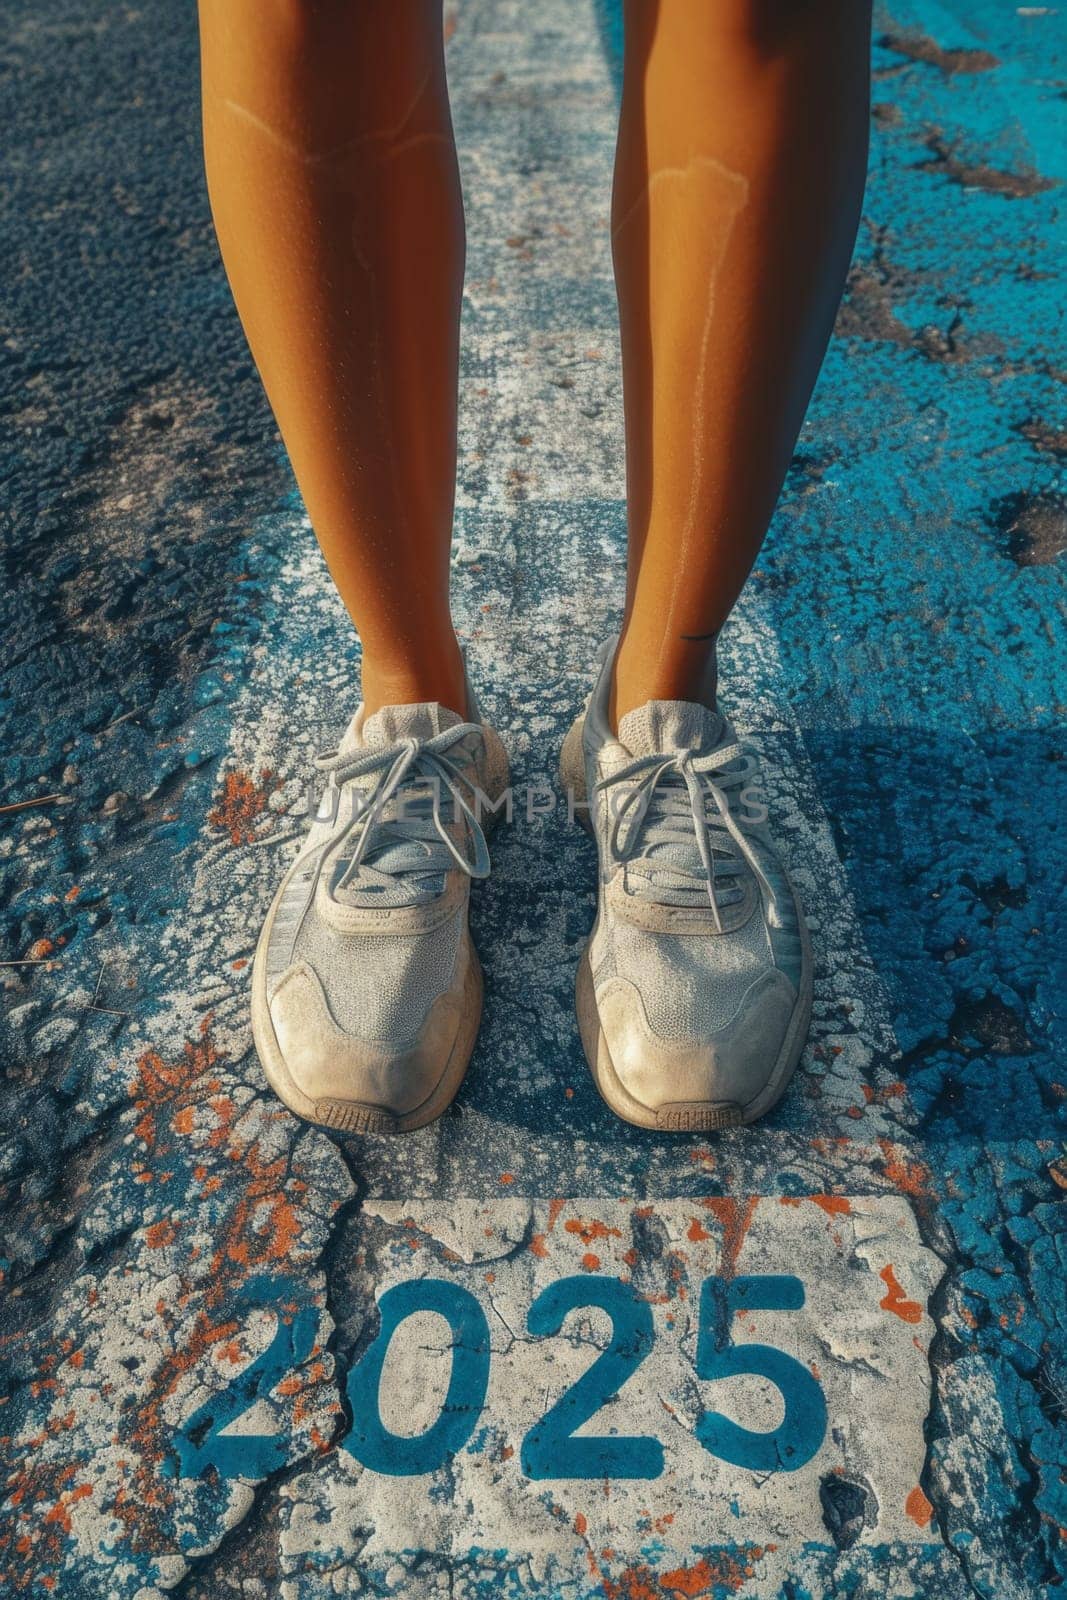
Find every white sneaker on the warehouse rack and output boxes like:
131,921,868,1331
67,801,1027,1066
560,639,811,1131
252,689,508,1134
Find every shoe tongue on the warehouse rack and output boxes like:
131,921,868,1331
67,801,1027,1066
340,701,464,755
617,699,725,759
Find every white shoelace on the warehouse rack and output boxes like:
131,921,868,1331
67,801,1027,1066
311,724,490,907
595,742,779,933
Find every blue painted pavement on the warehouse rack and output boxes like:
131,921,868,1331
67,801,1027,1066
0,1,1064,1597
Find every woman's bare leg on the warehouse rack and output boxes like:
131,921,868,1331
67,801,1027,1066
611,0,871,727
198,0,467,716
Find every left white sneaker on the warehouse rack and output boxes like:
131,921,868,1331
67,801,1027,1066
560,639,812,1131
252,689,509,1135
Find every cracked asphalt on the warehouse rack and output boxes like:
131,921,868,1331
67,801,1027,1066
1,1,1065,1597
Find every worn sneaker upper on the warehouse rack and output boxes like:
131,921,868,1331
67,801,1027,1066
252,692,509,1135
561,639,811,1130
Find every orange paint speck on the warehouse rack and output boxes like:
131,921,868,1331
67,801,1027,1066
879,1264,922,1324
687,1218,711,1242
145,1220,177,1249
208,768,277,846
582,1252,601,1272
659,1557,719,1595
702,1196,757,1278
812,1195,851,1216
566,1217,622,1246
905,1485,934,1528
879,1138,931,1198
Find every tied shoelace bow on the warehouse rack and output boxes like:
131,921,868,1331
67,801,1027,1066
595,740,781,933
311,723,490,905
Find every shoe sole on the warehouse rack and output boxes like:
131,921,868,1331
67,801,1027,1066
562,711,814,1132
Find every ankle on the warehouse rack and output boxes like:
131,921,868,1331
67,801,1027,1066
360,638,469,720
610,634,718,732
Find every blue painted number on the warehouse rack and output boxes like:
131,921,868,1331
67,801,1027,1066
521,1275,664,1479
345,1278,491,1475
178,1271,828,1482
169,1276,319,1481
695,1274,826,1472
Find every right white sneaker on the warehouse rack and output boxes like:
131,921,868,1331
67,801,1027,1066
252,689,509,1135
560,639,812,1131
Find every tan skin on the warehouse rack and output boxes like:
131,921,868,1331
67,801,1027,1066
198,0,871,728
